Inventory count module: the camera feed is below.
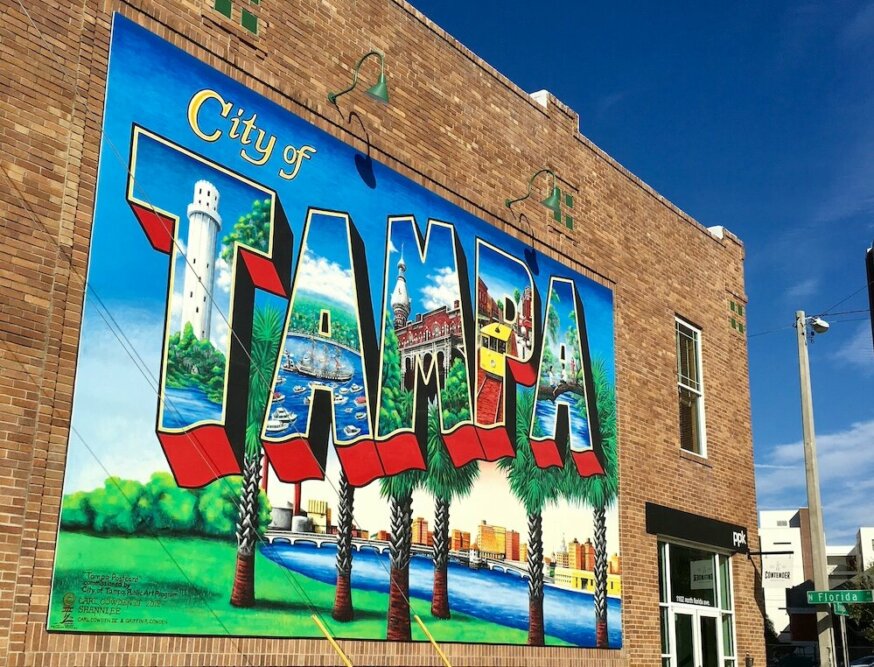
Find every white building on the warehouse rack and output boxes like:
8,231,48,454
827,527,874,588
759,509,809,642
760,509,874,648
180,180,222,341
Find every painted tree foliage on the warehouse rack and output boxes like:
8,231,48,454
498,387,564,646
378,318,414,434
439,357,471,430
230,305,283,607
560,357,618,647
165,322,226,403
60,473,271,537
424,404,479,619
220,197,272,263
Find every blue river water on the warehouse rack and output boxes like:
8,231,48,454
535,392,592,452
162,385,222,428
268,334,369,440
261,542,622,647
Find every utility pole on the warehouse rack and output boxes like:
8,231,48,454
795,310,835,667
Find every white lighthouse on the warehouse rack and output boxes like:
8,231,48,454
180,180,222,341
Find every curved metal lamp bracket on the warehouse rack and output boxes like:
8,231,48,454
505,168,557,209
328,51,386,105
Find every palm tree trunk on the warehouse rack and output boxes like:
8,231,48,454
527,512,545,646
431,497,450,619
386,493,413,641
593,504,609,648
332,471,355,621
230,453,261,607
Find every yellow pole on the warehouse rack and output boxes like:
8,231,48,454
311,614,353,667
414,614,452,667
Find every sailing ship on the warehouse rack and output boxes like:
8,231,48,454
294,334,354,382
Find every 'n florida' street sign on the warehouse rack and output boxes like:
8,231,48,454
807,590,874,605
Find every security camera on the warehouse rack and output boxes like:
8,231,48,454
809,317,830,334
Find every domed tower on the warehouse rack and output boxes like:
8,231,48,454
390,253,411,330
181,180,222,341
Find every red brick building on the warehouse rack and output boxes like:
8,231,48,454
0,0,762,664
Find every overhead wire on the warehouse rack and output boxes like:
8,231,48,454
10,1,456,660
7,2,348,647
0,165,343,662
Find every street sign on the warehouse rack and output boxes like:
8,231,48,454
834,602,848,616
807,590,874,605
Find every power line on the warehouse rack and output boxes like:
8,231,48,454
817,278,874,318
9,3,457,657
747,325,794,339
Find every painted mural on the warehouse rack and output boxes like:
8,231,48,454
49,15,620,649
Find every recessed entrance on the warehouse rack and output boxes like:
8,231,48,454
672,608,720,667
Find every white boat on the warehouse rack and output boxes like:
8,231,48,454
339,387,350,394
344,407,353,413
272,391,285,403
304,397,311,405
350,383,362,392
343,425,361,438
272,407,297,423
334,394,348,405
274,376,285,386
292,385,306,394
355,412,366,420
265,419,285,433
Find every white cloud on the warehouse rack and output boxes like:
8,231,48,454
420,266,459,311
215,256,232,293
832,322,874,374
295,249,356,308
786,277,820,301
756,419,874,542
211,315,229,352
387,239,398,255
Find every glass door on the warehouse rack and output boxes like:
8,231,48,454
672,608,722,667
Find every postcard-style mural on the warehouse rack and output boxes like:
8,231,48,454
49,15,620,649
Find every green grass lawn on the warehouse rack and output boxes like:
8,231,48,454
49,531,571,646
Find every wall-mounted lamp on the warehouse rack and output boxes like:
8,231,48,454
505,168,562,216
745,654,754,667
327,51,389,106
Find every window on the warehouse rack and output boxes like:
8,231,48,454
676,318,706,455
658,542,736,666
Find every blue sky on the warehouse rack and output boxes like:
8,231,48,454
407,0,874,542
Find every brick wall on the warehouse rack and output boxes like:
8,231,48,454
0,0,763,664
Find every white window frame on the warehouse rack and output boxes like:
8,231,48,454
675,317,707,457
658,540,738,667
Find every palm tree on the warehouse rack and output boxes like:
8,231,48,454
498,387,563,645
424,404,479,619
332,469,355,621
559,358,618,647
230,305,283,607
380,468,424,640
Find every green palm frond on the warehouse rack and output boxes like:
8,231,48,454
379,468,424,500
497,388,563,515
424,404,479,502
245,305,283,458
